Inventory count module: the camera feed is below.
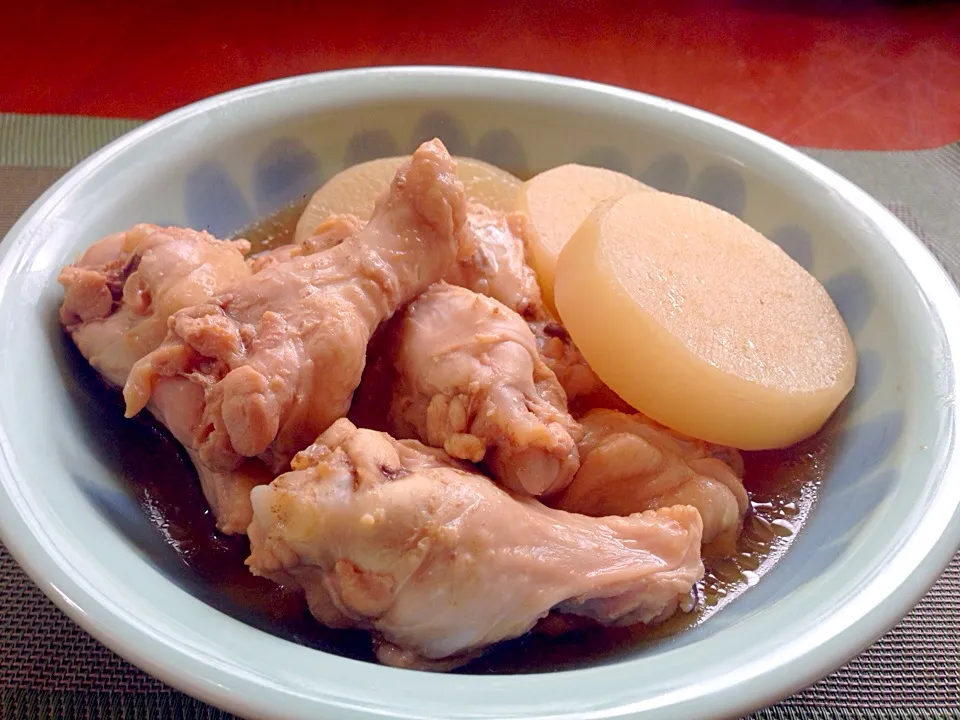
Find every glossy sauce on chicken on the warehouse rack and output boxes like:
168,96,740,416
57,193,840,673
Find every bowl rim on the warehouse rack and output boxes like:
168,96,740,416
1,65,959,720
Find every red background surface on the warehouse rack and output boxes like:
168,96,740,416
2,0,959,150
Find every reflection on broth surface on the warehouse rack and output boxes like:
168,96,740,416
62,200,840,673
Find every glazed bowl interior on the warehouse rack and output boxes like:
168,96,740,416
0,68,958,720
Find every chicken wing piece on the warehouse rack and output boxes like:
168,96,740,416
389,283,582,497
445,204,543,319
124,139,467,474
187,449,273,534
552,409,749,545
246,419,704,671
446,205,612,404
58,224,252,387
58,224,270,533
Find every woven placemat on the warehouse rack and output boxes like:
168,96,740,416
0,115,958,720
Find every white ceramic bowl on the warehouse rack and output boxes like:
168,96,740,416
1,67,959,720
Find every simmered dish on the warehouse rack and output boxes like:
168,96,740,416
56,139,855,671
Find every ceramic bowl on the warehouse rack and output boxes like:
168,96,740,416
1,67,959,720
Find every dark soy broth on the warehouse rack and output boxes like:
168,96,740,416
60,335,377,663
234,197,309,253
62,201,841,673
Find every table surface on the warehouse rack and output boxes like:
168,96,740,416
2,0,960,150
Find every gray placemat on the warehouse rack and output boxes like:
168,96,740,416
0,114,958,720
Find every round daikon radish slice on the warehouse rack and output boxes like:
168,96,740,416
453,157,524,213
554,191,856,450
294,155,522,244
518,164,652,312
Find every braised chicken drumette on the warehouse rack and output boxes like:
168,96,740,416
389,283,582,497
555,410,749,544
58,224,270,533
123,140,467,475
246,419,704,670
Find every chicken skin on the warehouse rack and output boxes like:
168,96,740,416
58,224,252,388
447,206,608,403
286,203,543,317
58,224,269,533
123,140,467,474
527,318,625,409
390,283,582,497
445,204,543,320
246,419,704,670
553,409,749,545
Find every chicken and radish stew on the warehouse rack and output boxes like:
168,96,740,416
56,139,855,672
